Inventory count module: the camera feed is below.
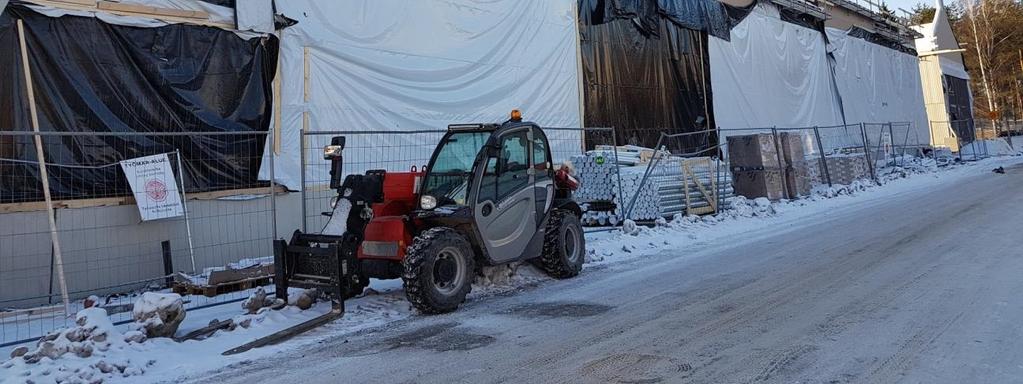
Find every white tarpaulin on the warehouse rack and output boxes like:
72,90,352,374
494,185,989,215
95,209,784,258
236,0,274,33
708,3,845,138
826,28,931,147
264,0,583,189
120,154,184,221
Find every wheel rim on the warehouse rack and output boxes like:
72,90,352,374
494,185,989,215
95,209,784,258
433,246,466,295
564,225,581,264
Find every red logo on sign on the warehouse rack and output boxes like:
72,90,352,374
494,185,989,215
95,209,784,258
145,179,168,202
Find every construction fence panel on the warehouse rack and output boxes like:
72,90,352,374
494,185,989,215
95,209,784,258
0,130,278,348
300,127,601,232
619,129,727,222
300,130,446,233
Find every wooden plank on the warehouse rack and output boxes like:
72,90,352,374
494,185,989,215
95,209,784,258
19,18,73,316
272,29,284,155
96,1,209,20
0,305,63,320
207,264,273,285
27,0,233,30
0,186,288,213
51,0,96,6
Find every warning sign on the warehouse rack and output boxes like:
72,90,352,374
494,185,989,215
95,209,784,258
120,154,184,221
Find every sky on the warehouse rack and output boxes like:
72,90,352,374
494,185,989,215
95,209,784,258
888,0,934,16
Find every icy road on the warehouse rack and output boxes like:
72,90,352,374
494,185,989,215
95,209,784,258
202,163,1023,384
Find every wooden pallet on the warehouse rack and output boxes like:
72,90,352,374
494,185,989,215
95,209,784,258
172,276,272,298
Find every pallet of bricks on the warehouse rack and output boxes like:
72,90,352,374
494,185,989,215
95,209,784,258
726,133,811,200
728,132,872,200
571,146,733,225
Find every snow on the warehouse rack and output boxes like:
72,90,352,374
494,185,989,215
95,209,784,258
960,137,1020,157
130,293,180,321
320,199,351,236
3,154,1020,384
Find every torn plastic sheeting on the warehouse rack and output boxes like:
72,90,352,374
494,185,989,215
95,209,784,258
264,0,583,190
580,12,717,152
709,3,844,137
578,0,751,41
0,5,277,203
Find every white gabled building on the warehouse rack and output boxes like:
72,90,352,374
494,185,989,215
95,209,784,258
912,0,973,151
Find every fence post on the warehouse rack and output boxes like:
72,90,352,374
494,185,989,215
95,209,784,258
610,127,625,226
269,131,278,241
812,126,832,187
623,132,666,221
770,127,789,199
162,241,175,287
19,19,71,315
859,123,879,185
174,149,197,273
299,131,307,232
887,123,896,166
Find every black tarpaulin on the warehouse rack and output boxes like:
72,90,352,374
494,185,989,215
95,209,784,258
0,5,277,203
845,26,918,56
580,0,719,152
579,0,750,40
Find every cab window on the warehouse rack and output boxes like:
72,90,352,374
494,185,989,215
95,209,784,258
478,131,531,203
532,133,551,180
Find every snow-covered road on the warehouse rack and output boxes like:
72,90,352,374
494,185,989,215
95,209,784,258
192,162,1023,384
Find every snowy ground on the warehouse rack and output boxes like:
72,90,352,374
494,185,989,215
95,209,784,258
2,152,1021,384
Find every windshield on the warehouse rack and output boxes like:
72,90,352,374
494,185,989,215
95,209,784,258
421,131,491,205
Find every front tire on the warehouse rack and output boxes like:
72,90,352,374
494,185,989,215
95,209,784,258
402,228,475,314
538,209,585,278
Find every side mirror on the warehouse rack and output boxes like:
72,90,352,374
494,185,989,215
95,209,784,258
326,136,346,189
323,136,346,160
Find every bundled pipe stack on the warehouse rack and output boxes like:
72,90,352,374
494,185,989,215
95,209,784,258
573,150,733,225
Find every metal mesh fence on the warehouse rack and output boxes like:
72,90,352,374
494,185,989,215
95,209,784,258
0,130,277,348
299,130,446,232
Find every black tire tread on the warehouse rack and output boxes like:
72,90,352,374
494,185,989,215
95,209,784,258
538,209,584,279
402,227,474,314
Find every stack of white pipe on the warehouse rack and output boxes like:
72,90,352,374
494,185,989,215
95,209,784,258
572,151,735,224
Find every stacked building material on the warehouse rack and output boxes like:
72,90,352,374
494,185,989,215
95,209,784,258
779,132,812,197
573,151,733,224
728,133,815,200
727,134,787,200
823,152,870,185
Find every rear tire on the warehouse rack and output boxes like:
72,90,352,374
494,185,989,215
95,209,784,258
538,209,585,278
402,228,475,314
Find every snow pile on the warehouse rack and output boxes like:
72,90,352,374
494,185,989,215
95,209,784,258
960,138,1019,157
132,293,186,338
471,263,550,299
720,196,775,219
2,308,152,384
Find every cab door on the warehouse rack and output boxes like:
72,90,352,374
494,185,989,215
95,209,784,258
473,127,538,263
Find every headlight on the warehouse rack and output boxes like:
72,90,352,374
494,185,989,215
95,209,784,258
329,196,339,209
420,195,437,210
